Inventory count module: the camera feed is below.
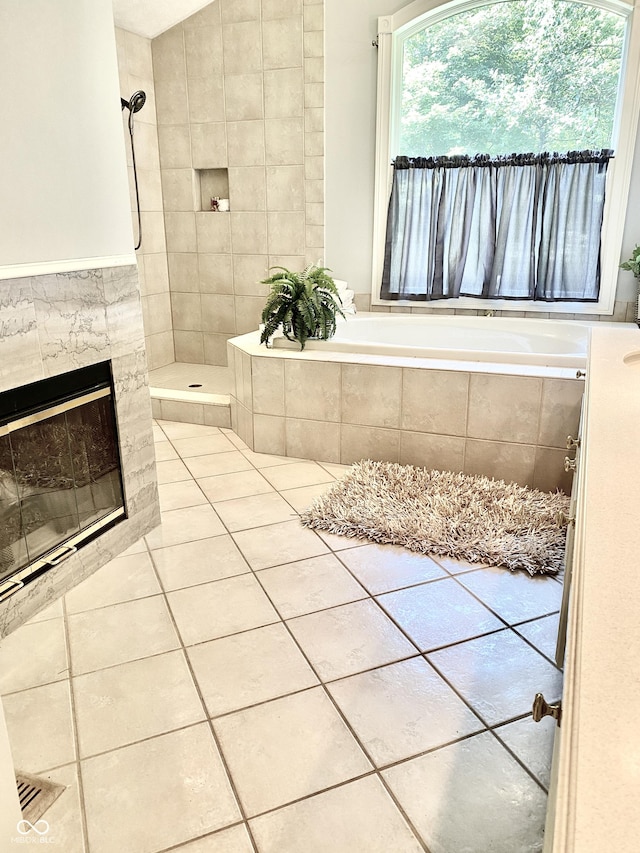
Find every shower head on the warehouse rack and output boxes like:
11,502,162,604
120,90,146,113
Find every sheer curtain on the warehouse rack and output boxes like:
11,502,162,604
381,151,612,302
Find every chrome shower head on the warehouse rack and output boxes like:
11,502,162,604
120,90,146,113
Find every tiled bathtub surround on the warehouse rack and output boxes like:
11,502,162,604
151,0,324,367
228,335,583,492
0,266,160,638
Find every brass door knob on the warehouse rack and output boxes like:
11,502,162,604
564,456,577,472
576,370,586,379
566,435,581,450
532,693,562,726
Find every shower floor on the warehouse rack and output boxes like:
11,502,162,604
148,363,231,427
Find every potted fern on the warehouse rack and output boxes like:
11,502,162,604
620,245,640,325
260,264,344,350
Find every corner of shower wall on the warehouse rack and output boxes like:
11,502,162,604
150,0,325,368
115,26,174,372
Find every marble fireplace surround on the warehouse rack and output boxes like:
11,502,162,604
0,265,160,639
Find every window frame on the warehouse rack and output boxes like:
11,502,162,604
371,0,640,315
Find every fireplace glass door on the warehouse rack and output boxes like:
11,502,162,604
0,364,125,598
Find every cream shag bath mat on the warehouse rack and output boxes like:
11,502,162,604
300,461,570,576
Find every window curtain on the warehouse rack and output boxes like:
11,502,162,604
381,150,612,302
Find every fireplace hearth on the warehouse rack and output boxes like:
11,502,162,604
0,361,125,602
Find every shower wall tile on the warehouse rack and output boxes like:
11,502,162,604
305,81,323,109
224,74,265,122
147,331,175,370
263,0,302,18
174,330,205,364
171,292,202,332
154,77,189,125
400,432,465,472
143,254,170,295
264,68,304,118
228,167,267,211
303,30,323,58
402,369,469,437
223,22,263,75
342,364,402,430
187,76,225,124
305,202,324,225
183,2,221,27
222,0,262,22
254,415,286,455
140,212,167,256
233,255,270,296
303,4,323,30
204,333,234,366
134,122,162,172
161,169,196,212
196,212,232,254
158,125,192,169
151,26,186,82
227,121,266,166
141,292,172,336
234,296,266,335
168,253,199,293
340,425,400,466
464,439,537,489
164,212,197,253
267,211,305,255
467,375,542,445
230,212,268,255
304,57,324,83
265,118,304,165
252,357,285,416
284,360,341,422
191,122,228,168
199,254,234,294
286,418,340,463
202,294,237,335
129,77,158,126
262,18,303,69
137,169,164,212
267,166,305,210
184,26,223,79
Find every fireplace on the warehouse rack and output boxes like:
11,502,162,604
0,362,125,602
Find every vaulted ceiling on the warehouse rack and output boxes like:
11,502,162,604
112,0,217,39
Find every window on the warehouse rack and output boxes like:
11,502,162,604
372,0,640,313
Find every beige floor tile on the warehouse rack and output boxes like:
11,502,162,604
145,504,225,549
172,433,237,458
428,630,563,725
167,574,280,646
152,535,250,591
458,567,562,625
280,482,333,512
3,680,76,771
257,554,368,619
232,520,328,571
118,538,148,557
158,480,208,512
68,596,179,675
74,650,205,757
328,658,483,766
185,450,253,478
338,543,447,595
152,422,166,442
240,448,299,468
377,577,504,651
82,724,240,853
495,715,556,790
249,775,424,853
198,470,274,503
213,492,297,532
213,687,371,817
154,440,179,461
0,618,68,694
65,552,161,614
158,421,221,440
38,763,86,853
318,461,351,478
25,598,64,622
287,599,416,681
260,461,334,491
514,613,561,661
221,428,250,451
434,555,487,574
188,623,318,717
383,732,547,853
170,825,254,852
315,531,367,552
156,459,193,484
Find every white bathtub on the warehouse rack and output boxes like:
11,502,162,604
272,313,589,368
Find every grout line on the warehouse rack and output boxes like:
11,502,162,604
60,596,91,853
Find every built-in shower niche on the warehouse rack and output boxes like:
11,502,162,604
0,362,125,600
197,168,229,211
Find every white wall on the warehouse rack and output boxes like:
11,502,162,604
326,0,640,303
0,0,134,277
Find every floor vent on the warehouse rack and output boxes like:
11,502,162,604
16,771,65,823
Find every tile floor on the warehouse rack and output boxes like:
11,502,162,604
0,420,564,853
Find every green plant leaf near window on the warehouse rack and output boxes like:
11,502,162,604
620,246,640,280
260,265,345,350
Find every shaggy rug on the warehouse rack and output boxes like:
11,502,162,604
300,460,570,576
